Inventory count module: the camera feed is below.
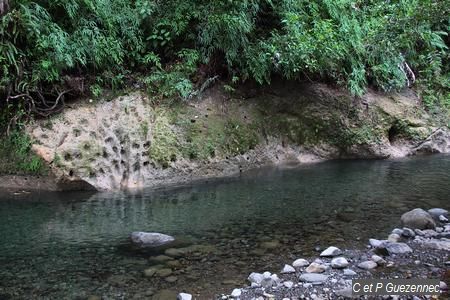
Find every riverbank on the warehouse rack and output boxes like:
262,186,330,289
211,208,449,300
20,82,450,191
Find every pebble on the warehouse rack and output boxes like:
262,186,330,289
165,276,178,283
248,272,263,284
385,242,413,254
293,258,310,267
439,215,448,222
369,239,385,248
177,293,192,300
281,264,295,274
440,281,448,290
319,246,342,257
401,227,415,238
330,257,349,269
299,274,329,283
343,269,357,276
392,228,403,235
388,233,400,242
283,281,294,289
306,262,326,273
231,289,242,298
371,255,386,265
357,261,377,269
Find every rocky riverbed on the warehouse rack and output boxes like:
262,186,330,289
197,208,450,300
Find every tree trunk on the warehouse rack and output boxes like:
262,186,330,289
0,0,10,17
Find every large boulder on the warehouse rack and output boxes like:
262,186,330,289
400,208,436,230
130,232,175,248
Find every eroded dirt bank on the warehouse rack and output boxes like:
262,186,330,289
19,82,450,191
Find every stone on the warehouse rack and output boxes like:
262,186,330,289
299,274,329,283
440,281,448,291
369,239,385,248
177,293,192,300
150,255,173,263
343,269,357,276
385,242,413,255
152,290,178,300
283,281,294,289
156,268,173,277
401,227,415,238
165,248,186,258
231,288,242,298
388,233,400,242
439,215,448,222
418,238,450,251
428,208,449,221
400,208,436,230
392,228,403,235
144,267,158,277
165,276,178,283
130,232,175,248
306,262,326,273
248,272,263,285
319,246,342,257
281,264,295,274
331,257,349,269
371,255,386,265
357,261,377,269
293,258,310,268
260,240,280,249
335,288,354,298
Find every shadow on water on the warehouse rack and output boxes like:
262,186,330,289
0,154,449,298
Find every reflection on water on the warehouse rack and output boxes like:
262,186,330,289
0,155,449,298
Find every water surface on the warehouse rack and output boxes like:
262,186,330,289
0,155,449,299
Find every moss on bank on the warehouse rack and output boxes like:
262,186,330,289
0,131,48,175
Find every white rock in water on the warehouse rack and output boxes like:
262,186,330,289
331,257,349,269
248,272,264,284
177,293,192,300
320,246,342,257
385,242,413,254
281,264,296,274
130,232,175,247
358,261,377,270
231,288,242,298
293,258,310,267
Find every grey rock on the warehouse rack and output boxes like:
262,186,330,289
441,281,448,291
130,232,175,248
428,208,449,221
281,264,295,274
165,276,177,283
357,261,377,269
369,239,386,248
439,215,448,222
371,255,386,265
331,257,349,269
335,288,355,298
392,228,404,235
388,233,401,242
418,238,450,251
401,227,415,238
231,289,241,298
283,281,294,289
306,262,326,273
299,274,329,283
401,208,436,230
293,258,310,267
319,246,342,257
248,272,264,285
385,242,413,255
343,269,357,276
177,293,192,300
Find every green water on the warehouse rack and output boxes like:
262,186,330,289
0,155,449,299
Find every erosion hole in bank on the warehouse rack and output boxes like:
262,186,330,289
143,142,150,149
112,146,118,154
388,125,399,144
102,149,109,159
105,137,114,144
64,153,72,161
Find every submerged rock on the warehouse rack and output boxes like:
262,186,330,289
130,232,175,248
401,208,436,230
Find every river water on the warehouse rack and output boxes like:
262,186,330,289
0,155,449,299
